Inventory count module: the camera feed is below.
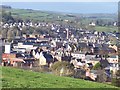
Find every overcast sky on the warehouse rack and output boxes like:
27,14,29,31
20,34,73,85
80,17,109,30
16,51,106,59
1,0,120,2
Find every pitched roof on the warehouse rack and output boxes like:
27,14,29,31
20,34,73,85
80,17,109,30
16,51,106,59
78,43,87,48
100,59,109,68
42,52,53,63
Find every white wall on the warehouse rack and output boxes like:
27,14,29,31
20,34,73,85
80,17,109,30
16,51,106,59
5,44,11,53
71,53,85,60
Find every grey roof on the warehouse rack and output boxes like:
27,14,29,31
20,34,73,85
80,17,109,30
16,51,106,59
78,43,87,48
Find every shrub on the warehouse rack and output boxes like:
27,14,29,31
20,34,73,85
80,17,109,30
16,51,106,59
96,71,107,83
112,70,120,87
74,68,86,79
51,61,74,76
92,62,101,70
112,78,120,87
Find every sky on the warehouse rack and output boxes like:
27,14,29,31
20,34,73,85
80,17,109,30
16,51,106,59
1,0,119,14
1,0,120,2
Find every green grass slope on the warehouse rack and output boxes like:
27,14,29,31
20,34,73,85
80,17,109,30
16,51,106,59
1,66,119,88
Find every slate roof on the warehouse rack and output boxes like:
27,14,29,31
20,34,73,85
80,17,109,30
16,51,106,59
42,51,53,63
23,42,35,45
100,59,110,68
26,38,37,41
78,43,87,48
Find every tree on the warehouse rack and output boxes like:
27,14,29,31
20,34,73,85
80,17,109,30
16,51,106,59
104,54,109,60
51,61,74,76
16,30,22,37
7,30,15,42
92,62,101,70
1,28,8,39
96,70,107,83
112,70,120,87
21,27,27,34
2,10,14,23
110,37,117,45
74,68,86,79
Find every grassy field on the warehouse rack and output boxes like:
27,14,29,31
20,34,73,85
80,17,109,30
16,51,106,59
1,66,119,88
95,26,118,32
8,9,64,22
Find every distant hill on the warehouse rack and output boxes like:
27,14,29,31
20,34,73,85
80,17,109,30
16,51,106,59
0,7,118,32
0,5,12,9
1,66,119,88
1,7,117,22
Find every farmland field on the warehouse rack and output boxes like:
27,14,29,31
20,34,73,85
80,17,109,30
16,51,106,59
95,26,118,32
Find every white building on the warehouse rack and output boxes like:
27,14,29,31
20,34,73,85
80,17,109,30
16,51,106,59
71,52,85,60
5,44,11,53
107,55,119,74
89,22,96,26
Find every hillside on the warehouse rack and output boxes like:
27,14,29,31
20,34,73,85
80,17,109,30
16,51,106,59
0,6,118,32
1,66,119,88
0,6,117,22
